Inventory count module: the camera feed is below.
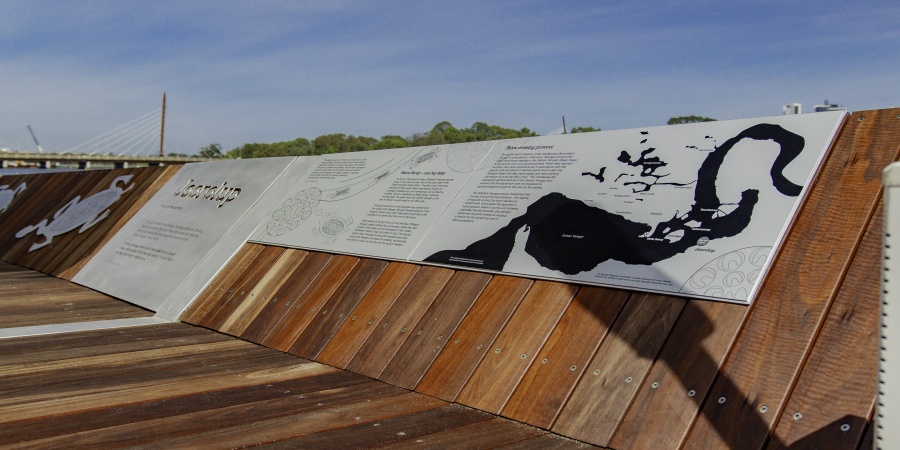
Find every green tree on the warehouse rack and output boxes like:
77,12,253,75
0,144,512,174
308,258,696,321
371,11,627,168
198,143,223,158
667,116,716,125
373,135,410,150
570,126,601,133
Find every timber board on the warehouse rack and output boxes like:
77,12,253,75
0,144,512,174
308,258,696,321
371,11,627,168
607,298,749,449
261,254,361,351
196,245,287,330
455,280,578,414
378,270,492,390
287,257,389,359
501,286,629,428
238,251,334,344
0,321,587,448
344,265,454,379
181,243,266,324
552,292,686,445
219,247,312,336
315,261,420,368
415,275,533,401
681,108,900,450
0,262,152,328
765,203,883,448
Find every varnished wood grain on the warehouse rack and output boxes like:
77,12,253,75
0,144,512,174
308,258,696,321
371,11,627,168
345,265,454,379
379,271,492,389
608,299,749,449
552,293,686,445
219,248,310,336
197,246,287,330
181,243,266,324
316,262,420,369
262,254,361,351
287,258,389,359
681,109,899,450
501,287,629,428
765,204,882,449
455,281,578,414
384,417,549,449
415,275,532,401
0,264,152,328
238,251,333,344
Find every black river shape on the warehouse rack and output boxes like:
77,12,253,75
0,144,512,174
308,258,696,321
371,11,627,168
425,124,806,275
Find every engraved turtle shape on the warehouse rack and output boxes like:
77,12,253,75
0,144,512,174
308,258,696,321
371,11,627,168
16,175,134,252
0,182,26,213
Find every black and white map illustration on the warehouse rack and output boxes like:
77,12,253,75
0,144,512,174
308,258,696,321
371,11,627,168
410,112,844,304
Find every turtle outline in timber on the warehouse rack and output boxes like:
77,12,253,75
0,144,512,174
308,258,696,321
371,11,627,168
16,175,134,252
0,182,26,213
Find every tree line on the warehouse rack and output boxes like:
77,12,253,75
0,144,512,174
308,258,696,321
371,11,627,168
190,116,712,159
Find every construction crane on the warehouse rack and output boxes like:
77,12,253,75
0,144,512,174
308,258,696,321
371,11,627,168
26,124,44,153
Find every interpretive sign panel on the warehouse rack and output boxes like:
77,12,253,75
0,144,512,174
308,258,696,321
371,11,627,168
249,143,496,259
411,112,845,303
73,157,297,312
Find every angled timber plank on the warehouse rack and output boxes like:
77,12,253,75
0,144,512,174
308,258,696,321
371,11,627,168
315,262,420,369
385,417,548,449
681,108,900,450
97,386,445,448
2,380,401,448
415,275,532,401
0,352,327,419
765,205,882,449
239,251,333,344
501,286,628,429
287,257,389,359
197,245,287,330
257,404,493,449
219,248,310,336
552,292,686,446
378,270,492,390
261,254,361,351
608,299,749,449
455,280,578,414
0,370,365,444
181,243,265,324
344,265,454,379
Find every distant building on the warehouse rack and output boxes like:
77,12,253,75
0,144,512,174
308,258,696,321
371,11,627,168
783,103,803,115
813,99,846,112
782,100,846,115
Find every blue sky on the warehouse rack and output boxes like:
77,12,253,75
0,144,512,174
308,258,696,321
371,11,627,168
0,1,897,154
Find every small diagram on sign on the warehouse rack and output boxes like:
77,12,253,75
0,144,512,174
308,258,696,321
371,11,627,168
16,175,134,252
312,210,353,244
446,142,497,173
266,187,322,236
0,182,26,213
680,246,771,302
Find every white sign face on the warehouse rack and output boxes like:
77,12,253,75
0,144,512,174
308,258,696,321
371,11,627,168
73,157,297,312
249,143,497,260
410,112,845,304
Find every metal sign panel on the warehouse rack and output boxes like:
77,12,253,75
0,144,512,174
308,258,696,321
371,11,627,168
73,157,298,312
249,143,495,259
410,112,844,304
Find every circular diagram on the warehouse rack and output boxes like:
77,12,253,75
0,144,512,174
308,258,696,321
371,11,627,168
266,187,322,236
446,142,495,173
680,246,771,301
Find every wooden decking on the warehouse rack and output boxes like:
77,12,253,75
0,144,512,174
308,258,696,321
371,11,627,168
0,261,153,329
180,109,900,449
1,107,898,449
0,299,595,448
